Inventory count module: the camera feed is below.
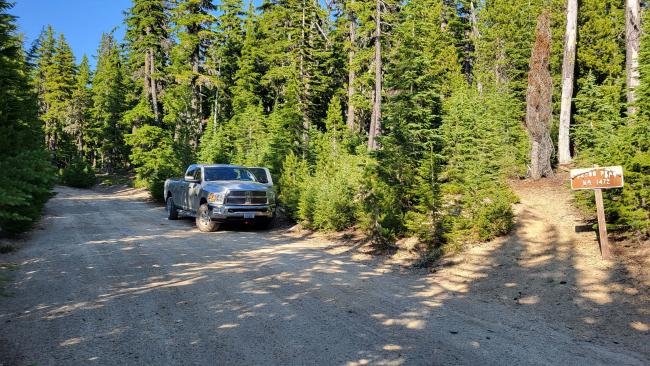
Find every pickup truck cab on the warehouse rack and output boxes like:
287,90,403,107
163,164,276,232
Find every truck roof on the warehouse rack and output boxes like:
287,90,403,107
186,164,247,171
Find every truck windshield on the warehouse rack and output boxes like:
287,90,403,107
203,167,257,182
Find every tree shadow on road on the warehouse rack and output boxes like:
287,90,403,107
0,186,648,365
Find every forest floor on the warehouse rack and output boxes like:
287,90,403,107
0,180,648,365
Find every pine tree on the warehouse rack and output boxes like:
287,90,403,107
0,0,55,234
38,30,77,160
166,0,216,154
65,55,93,157
124,0,170,127
92,32,128,172
576,0,625,85
205,0,245,129
32,25,56,144
363,0,459,244
474,0,563,99
256,0,337,155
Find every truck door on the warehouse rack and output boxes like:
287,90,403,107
188,168,203,211
180,167,196,210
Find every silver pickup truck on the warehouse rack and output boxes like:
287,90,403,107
163,164,276,232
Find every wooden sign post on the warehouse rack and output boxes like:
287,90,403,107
570,165,624,260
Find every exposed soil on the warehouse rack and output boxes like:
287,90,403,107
0,183,647,365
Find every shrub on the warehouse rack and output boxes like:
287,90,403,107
126,126,182,201
436,85,524,247
279,151,308,217
0,150,56,235
59,158,96,188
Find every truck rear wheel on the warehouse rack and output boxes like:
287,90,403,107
166,197,178,220
196,204,219,232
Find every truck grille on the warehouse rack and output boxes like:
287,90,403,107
225,191,268,205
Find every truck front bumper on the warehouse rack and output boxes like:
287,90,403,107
209,204,275,221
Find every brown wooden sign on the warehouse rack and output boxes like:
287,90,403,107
570,166,624,190
569,165,624,260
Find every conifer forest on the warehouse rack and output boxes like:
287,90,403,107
1,0,649,252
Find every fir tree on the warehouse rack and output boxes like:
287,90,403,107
92,32,128,172
65,55,93,157
124,0,170,127
0,0,55,234
38,29,77,160
166,0,216,155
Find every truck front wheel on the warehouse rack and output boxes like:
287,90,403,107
196,204,219,232
166,197,178,220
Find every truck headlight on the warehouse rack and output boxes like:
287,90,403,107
207,192,225,205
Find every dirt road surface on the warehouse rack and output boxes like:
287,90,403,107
1,184,648,365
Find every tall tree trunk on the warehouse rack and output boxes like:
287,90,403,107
470,1,482,92
300,1,310,155
346,5,356,132
149,49,161,125
212,59,222,134
558,0,577,165
626,0,641,114
526,10,554,180
368,0,382,150
469,1,479,39
191,45,201,149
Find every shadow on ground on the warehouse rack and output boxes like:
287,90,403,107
0,185,647,365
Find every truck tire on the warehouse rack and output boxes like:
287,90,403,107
196,204,219,232
166,197,179,220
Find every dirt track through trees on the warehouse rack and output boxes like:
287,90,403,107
0,185,648,365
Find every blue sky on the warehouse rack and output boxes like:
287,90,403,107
12,0,132,68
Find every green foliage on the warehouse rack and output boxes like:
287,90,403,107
576,0,625,85
279,151,308,218
474,0,564,100
278,96,367,231
91,32,129,172
59,158,96,188
568,16,650,237
572,73,625,162
126,125,182,201
17,0,647,246
438,85,525,246
0,151,56,235
0,1,55,234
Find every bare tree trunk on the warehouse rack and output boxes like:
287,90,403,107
558,0,577,165
368,0,382,150
346,5,356,132
626,0,641,115
526,10,554,180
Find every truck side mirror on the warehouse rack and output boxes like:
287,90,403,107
184,175,199,182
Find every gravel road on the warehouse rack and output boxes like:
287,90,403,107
0,186,648,365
